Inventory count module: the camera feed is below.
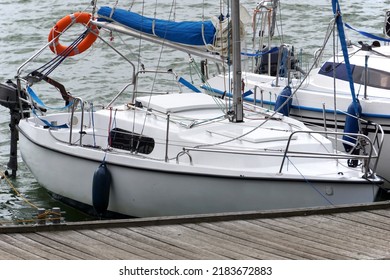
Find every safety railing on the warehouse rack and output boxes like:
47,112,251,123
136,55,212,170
175,125,383,179
131,69,186,104
279,128,383,177
68,97,85,146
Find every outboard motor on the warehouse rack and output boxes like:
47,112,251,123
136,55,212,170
1,73,72,177
256,47,280,76
0,80,30,177
0,80,27,111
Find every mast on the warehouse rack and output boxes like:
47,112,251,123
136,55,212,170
232,0,243,122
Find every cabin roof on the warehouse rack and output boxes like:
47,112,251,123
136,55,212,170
135,93,223,114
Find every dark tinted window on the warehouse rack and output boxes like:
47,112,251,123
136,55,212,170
110,128,155,154
319,61,390,90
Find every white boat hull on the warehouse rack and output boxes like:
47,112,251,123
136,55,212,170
19,118,380,218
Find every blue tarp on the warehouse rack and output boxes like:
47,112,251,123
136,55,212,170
98,6,216,46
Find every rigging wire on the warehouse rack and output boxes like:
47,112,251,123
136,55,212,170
90,103,97,147
196,18,338,150
137,0,178,142
285,158,334,205
29,4,94,79
278,0,284,44
32,31,86,78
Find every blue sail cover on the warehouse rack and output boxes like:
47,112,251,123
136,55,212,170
98,6,216,46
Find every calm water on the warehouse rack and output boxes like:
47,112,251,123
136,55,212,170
0,0,389,223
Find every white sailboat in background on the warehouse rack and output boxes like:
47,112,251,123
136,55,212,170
0,0,385,218
205,0,390,186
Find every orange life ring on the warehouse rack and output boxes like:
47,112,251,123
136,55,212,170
48,12,99,56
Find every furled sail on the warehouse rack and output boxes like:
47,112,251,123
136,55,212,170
98,6,216,46
96,6,236,59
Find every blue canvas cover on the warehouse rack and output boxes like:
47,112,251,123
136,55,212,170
98,6,216,46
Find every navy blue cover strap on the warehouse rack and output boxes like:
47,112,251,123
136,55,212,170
241,47,279,57
345,23,390,43
332,0,359,116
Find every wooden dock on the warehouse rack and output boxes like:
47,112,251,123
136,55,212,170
1,201,390,260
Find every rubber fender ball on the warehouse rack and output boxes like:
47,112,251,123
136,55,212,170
274,86,292,116
342,100,362,152
92,162,112,214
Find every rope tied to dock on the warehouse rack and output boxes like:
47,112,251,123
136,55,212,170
0,170,62,225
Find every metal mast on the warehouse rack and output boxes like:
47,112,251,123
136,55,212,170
232,0,243,122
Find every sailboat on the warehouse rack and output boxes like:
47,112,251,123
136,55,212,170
0,0,385,218
205,0,390,185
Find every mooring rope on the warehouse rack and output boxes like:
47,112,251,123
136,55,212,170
0,170,61,224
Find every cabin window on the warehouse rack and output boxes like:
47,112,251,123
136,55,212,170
110,128,155,154
358,67,390,90
319,62,390,90
319,62,356,81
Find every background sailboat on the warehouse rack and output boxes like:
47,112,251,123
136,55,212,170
204,0,390,190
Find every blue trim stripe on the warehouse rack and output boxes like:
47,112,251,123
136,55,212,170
201,85,390,119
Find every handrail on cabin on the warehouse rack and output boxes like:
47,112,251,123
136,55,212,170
179,127,383,179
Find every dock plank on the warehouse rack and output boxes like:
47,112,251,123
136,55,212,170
36,231,102,259
369,209,390,218
74,229,148,260
0,237,42,259
43,230,128,259
184,222,306,259
0,233,67,260
196,221,328,259
109,227,191,260
94,228,169,259
187,223,292,259
331,212,390,232
0,202,390,260
143,224,242,259
288,215,390,252
322,214,390,238
25,232,92,260
347,211,390,227
217,220,350,259
146,224,275,259
129,226,226,259
255,217,379,259
0,248,23,260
